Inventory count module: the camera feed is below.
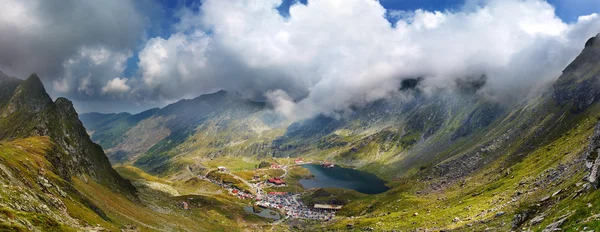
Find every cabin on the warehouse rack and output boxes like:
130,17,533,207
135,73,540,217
294,158,305,164
322,162,334,168
182,201,189,210
267,177,286,185
218,166,227,172
270,164,282,169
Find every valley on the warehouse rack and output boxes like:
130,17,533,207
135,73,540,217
73,34,600,231
0,2,599,230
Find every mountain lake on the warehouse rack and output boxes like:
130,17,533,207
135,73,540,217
243,206,281,220
299,164,389,194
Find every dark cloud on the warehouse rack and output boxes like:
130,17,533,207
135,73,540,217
0,0,145,100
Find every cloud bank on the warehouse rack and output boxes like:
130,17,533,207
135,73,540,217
1,0,599,116
135,0,600,119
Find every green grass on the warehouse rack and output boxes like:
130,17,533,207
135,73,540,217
114,164,172,185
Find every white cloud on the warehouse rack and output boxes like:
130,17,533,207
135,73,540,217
62,46,131,97
580,13,599,22
102,78,131,94
135,0,600,119
52,78,69,93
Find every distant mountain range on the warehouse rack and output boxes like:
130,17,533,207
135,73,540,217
81,34,600,186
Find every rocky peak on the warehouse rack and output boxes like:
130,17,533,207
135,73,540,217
553,34,600,112
55,97,78,118
585,34,599,48
0,73,137,197
3,73,52,116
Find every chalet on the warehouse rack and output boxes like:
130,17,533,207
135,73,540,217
218,166,227,172
267,177,285,185
294,158,305,164
322,162,334,168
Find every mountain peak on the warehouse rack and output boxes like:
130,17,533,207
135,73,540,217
585,33,599,48
195,89,228,99
55,97,78,116
3,73,52,116
21,73,48,94
552,34,600,112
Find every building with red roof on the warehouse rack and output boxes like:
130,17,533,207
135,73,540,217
267,177,285,185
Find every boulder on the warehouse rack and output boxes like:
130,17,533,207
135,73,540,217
586,120,600,188
542,214,570,232
530,215,544,226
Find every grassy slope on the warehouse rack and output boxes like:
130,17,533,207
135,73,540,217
302,98,600,231
0,137,78,231
0,137,278,231
79,91,600,231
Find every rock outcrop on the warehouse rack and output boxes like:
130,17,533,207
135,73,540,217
553,34,600,113
586,119,600,187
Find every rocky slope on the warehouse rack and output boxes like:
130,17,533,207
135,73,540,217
553,34,600,113
0,74,135,194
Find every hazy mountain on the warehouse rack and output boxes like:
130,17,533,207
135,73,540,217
79,108,159,149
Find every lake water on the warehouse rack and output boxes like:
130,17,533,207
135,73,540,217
243,206,281,220
299,164,389,194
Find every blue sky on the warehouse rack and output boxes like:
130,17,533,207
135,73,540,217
156,0,599,32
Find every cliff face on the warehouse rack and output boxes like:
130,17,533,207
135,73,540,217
555,35,600,185
0,74,136,196
553,34,600,112
586,120,600,187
